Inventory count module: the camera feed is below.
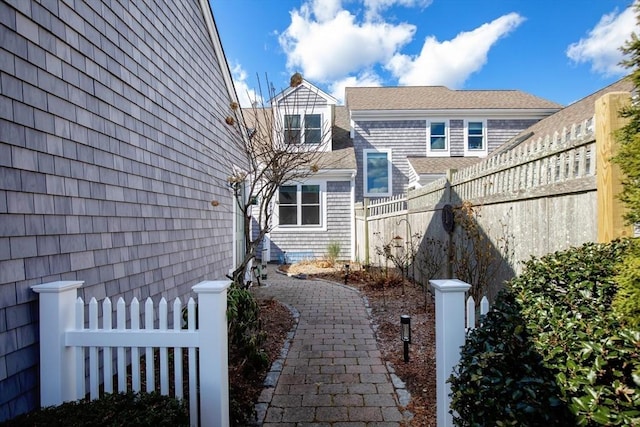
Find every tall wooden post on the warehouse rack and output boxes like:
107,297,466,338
596,92,633,242
364,198,370,265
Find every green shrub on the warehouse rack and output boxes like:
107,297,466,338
227,283,268,370
326,241,341,266
1,392,188,426
451,240,640,426
613,238,640,328
450,290,573,426
511,240,640,426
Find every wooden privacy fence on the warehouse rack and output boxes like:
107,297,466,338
31,280,231,427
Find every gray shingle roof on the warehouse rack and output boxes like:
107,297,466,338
346,86,563,111
494,77,634,154
408,156,483,175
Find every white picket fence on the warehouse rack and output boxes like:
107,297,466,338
31,280,231,427
466,295,490,331
430,280,491,427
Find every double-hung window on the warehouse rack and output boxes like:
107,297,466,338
278,184,321,226
304,114,321,144
284,114,301,144
284,114,322,144
427,121,449,157
466,120,486,154
467,121,483,149
363,149,392,197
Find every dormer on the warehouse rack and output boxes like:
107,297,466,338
271,79,337,152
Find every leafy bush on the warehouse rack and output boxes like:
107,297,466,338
612,238,640,328
227,283,268,370
450,290,573,426
1,392,188,426
451,240,640,426
511,240,640,426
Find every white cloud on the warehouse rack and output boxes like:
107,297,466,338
311,0,343,22
329,70,383,103
387,12,525,88
230,63,264,108
566,5,635,76
364,0,432,21
279,2,415,82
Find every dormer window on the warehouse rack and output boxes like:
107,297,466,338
284,114,322,144
284,114,301,144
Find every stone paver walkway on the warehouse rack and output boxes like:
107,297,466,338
251,267,410,426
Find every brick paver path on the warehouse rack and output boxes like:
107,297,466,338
252,268,409,426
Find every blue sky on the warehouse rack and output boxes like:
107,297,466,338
210,0,637,107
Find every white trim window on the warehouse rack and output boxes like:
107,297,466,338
363,149,392,197
277,183,324,227
427,120,449,157
284,113,322,144
464,120,487,156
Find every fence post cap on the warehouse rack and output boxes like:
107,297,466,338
31,281,84,293
429,279,471,293
192,280,232,294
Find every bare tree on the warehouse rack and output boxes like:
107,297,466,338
217,73,336,286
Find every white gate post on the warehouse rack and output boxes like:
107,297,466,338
192,280,231,427
430,279,471,427
31,281,84,407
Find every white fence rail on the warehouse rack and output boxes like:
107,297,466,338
31,280,231,427
367,194,407,218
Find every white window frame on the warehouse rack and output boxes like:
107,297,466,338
303,113,322,144
426,120,450,157
464,119,488,157
363,149,392,198
283,113,324,145
284,114,301,144
275,181,327,230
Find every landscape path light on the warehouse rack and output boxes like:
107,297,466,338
261,248,268,280
344,264,350,286
401,314,411,363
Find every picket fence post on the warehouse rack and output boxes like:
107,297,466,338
430,279,471,427
193,280,231,427
30,281,84,406
32,279,232,427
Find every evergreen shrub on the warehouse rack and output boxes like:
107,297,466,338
450,240,640,426
1,392,188,427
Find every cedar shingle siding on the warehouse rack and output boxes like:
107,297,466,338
0,1,243,419
353,118,544,199
270,181,351,260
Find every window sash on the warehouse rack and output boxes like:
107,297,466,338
467,121,484,150
365,151,390,195
304,114,321,144
284,114,301,144
278,184,321,226
430,122,447,150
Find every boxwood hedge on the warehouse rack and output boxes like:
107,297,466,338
450,239,640,426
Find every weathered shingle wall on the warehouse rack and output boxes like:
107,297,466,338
270,180,352,260
487,119,538,152
353,118,544,201
353,120,426,201
0,0,244,419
